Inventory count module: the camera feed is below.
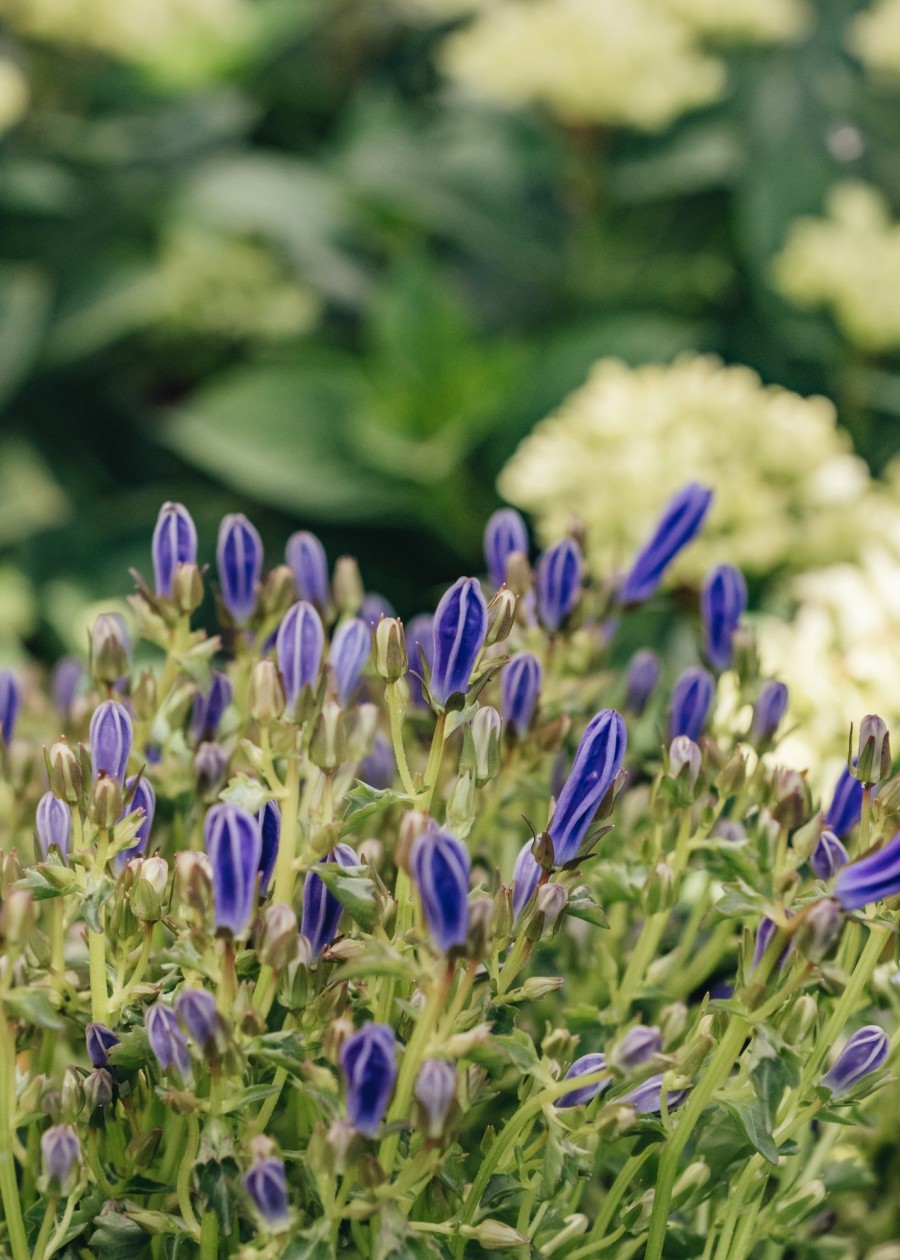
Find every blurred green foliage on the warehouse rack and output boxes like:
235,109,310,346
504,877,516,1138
2,0,900,655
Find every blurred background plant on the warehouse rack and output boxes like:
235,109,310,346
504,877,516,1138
3,0,900,756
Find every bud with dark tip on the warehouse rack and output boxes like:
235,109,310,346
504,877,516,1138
41,1124,80,1191
86,1022,118,1068
430,578,488,707
146,1003,191,1082
414,1059,456,1137
309,700,347,773
244,1156,290,1230
810,830,849,881
92,774,122,831
537,539,582,633
330,618,371,705
410,825,470,953
89,700,133,783
620,483,713,605
484,508,529,589
749,680,789,748
772,767,811,830
152,502,197,600
340,1023,397,1137
502,654,542,740
84,1068,115,1117
468,707,502,785
484,588,518,647
549,710,627,864
855,715,892,786
90,613,131,685
286,530,329,611
701,564,747,672
204,803,262,937
668,736,701,790
624,649,660,717
301,844,357,961
277,601,325,710
526,882,567,940
36,791,71,860
555,1053,610,1108
249,659,285,726
668,668,714,743
821,1025,890,1096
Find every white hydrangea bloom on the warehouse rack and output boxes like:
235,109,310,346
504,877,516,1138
850,0,900,81
660,0,810,43
0,59,28,134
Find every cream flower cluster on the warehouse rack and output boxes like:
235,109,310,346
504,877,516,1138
773,182,900,353
850,0,900,81
499,355,873,578
660,0,810,44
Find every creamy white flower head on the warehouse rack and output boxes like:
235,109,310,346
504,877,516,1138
659,0,809,43
773,183,900,353
0,59,28,134
440,0,725,131
499,354,873,578
850,0,900,81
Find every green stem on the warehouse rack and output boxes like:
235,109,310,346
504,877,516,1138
32,1195,58,1260
254,753,302,1016
199,1210,219,1260
420,714,447,812
583,1146,655,1246
387,684,416,797
0,1011,29,1260
177,1114,201,1235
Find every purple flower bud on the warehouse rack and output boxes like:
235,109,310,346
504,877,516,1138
86,1022,118,1068
257,800,280,897
41,1124,80,1186
52,657,83,719
89,700,133,782
415,1059,457,1136
834,832,900,910
701,565,747,671
548,709,627,865
810,830,849,881
749,680,789,746
340,1022,397,1137
204,803,262,936
285,530,329,611
430,578,488,707
330,618,371,706
0,671,20,745
826,768,864,839
555,1053,611,1108
502,654,542,739
511,839,541,923
195,741,228,797
217,513,263,622
301,843,357,960
276,601,325,709
152,502,198,599
622,1073,690,1114
536,539,582,633
484,508,529,589
358,734,395,790
36,791,71,860
620,483,713,605
668,668,714,742
752,916,793,971
406,613,435,708
821,1025,890,1096
362,592,395,624
624,649,660,717
612,1026,663,1073
410,825,470,952
175,988,219,1048
146,1003,191,1081
115,775,156,869
190,671,233,744
244,1156,290,1229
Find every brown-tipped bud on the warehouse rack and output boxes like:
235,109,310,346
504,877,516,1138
90,613,131,686
172,563,204,616
466,896,494,960
131,671,158,722
132,856,169,923
374,618,407,683
445,1024,492,1058
60,1067,86,1121
533,713,571,754
84,1068,116,1119
333,557,364,617
504,551,533,597
855,715,892,786
484,588,518,647
47,740,83,805
173,851,213,927
258,903,300,970
642,861,675,915
309,700,347,773
526,882,567,941
91,773,122,831
0,887,35,949
771,768,811,829
249,660,285,726
396,811,430,874
795,898,844,963
260,564,297,619
324,1015,355,1064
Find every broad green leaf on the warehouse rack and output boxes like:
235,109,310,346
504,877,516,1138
311,861,377,932
722,1099,779,1166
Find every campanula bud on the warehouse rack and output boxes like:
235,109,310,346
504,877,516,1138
309,700,347,773
116,774,156,868
52,657,83,721
822,1025,890,1096
855,715,893,786
502,654,542,740
701,565,747,672
835,831,900,910
668,668,714,743
810,830,849,881
146,1003,191,1082
749,680,789,748
276,601,325,710
620,483,713,605
152,502,197,599
374,617,407,683
90,613,131,686
752,915,793,972
132,856,168,922
396,810,430,873
217,513,263,622
84,1067,115,1117
484,588,518,647
536,539,582,633
484,508,529,589
330,618,371,705
624,649,660,717
0,671,18,747
410,825,470,953
36,791,71,860
642,861,675,914
92,774,122,830
340,1023,397,1137
47,740,83,805
204,803,262,937
668,736,702,789
406,613,435,708
783,995,818,1045
795,898,844,961
826,768,863,839
466,1221,530,1250
86,1022,118,1068
286,531,329,612
172,563,204,615
610,1026,663,1074
258,903,300,970
526,882,567,940
89,700,133,783
622,1073,690,1114
194,742,228,800
175,988,220,1049
0,888,34,949
249,659,285,726
260,565,296,620
446,771,476,837
301,843,357,960
465,895,494,959
332,556,364,615
41,1124,80,1191
257,800,280,896
190,671,232,744
554,1053,610,1108
362,592,395,624
468,707,502,785
174,851,213,926
511,840,541,923
244,1156,290,1230
414,1059,457,1137
430,578,488,707
548,709,627,864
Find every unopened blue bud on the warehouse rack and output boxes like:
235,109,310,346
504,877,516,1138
834,832,900,910
116,775,156,869
548,709,627,864
89,700,133,782
430,578,488,707
362,592,395,624
245,1156,290,1229
612,1026,663,1073
622,1073,690,1114
484,508,529,589
668,668,714,742
36,791,71,860
624,649,660,717
285,530,329,611
502,654,542,739
537,539,583,633
701,564,747,671
554,1053,610,1108
620,482,713,605
217,513,263,622
821,1025,889,1096
146,1003,191,1081
340,1022,397,1137
0,671,20,745
330,618,371,706
752,916,793,971
749,680,789,747
511,840,541,923
204,803,262,936
810,830,849,881
415,1059,457,1136
191,671,232,743
359,734,395,790
301,843,357,960
86,1021,118,1068
276,601,325,710
826,768,863,839
406,613,435,708
52,657,83,720
410,825,470,952
257,800,280,897
152,502,197,599
41,1123,80,1187
175,987,219,1049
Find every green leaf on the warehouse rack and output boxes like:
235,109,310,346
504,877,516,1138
89,1211,152,1260
343,783,407,834
83,873,116,934
722,1100,779,1166
309,862,377,932
0,267,51,410
220,773,270,815
566,887,610,929
282,1219,337,1260
4,988,64,1030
